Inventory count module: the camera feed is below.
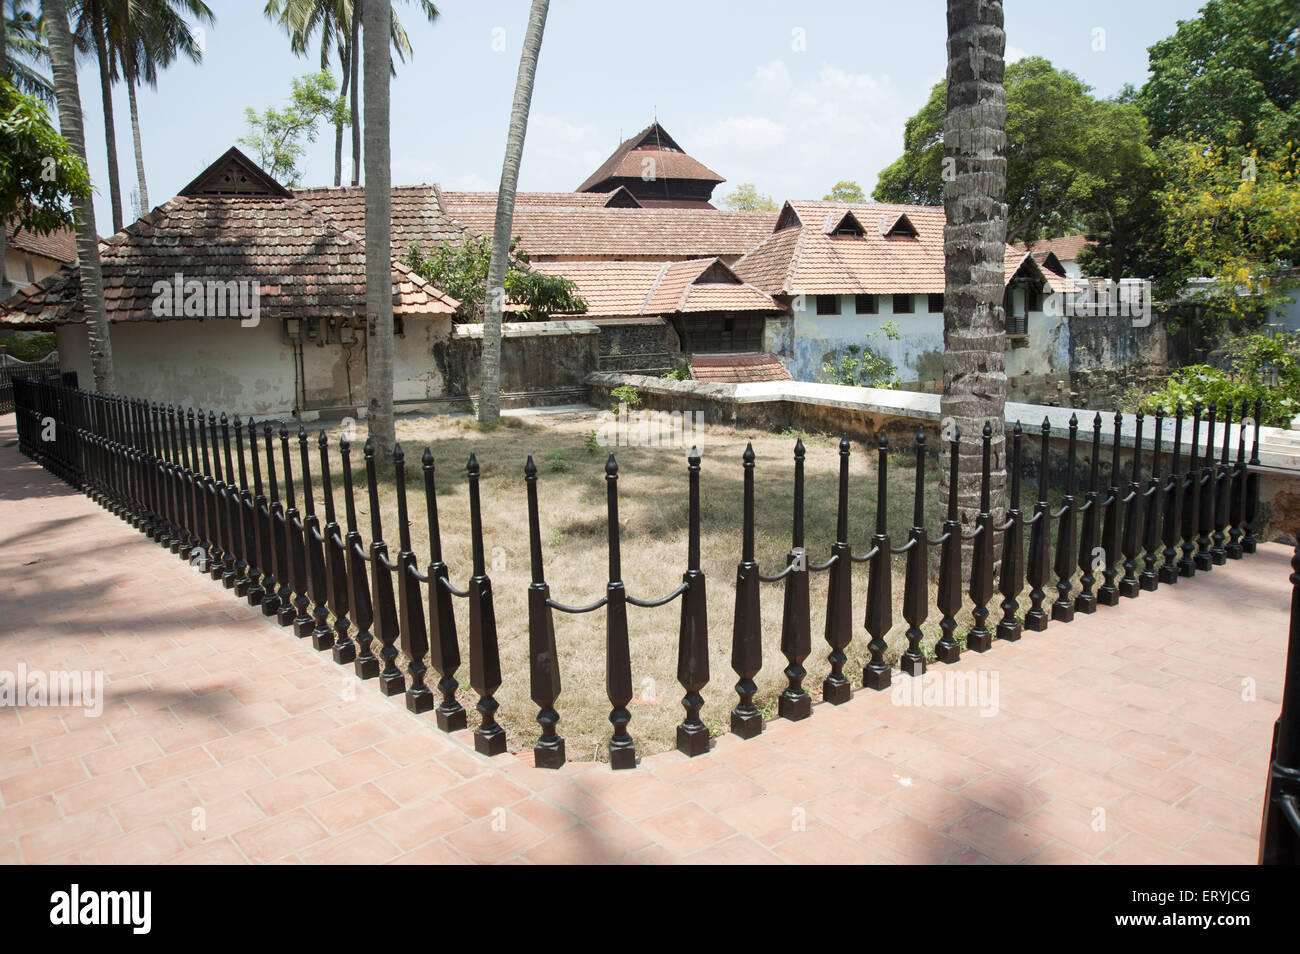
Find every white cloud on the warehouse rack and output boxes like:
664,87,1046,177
1005,44,1029,64
691,115,788,151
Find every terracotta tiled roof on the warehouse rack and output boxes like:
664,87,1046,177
448,205,777,260
1013,234,1092,263
0,195,458,327
291,184,471,256
734,200,1071,296
577,122,723,192
441,189,639,209
690,353,792,383
4,221,78,264
532,258,780,318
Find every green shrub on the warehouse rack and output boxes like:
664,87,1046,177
817,322,900,389
1135,333,1300,427
609,384,641,413
662,364,690,381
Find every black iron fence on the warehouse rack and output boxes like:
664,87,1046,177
12,377,1269,772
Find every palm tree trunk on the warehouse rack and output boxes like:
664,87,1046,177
349,0,360,186
126,73,148,213
362,0,393,457
479,0,549,423
44,0,114,391
940,0,1008,535
334,39,349,187
90,0,123,234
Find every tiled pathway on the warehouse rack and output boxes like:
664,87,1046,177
0,413,1290,864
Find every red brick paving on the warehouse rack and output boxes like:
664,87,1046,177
0,413,1290,864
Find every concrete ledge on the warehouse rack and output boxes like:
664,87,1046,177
452,320,599,339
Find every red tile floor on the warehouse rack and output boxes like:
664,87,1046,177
0,413,1289,863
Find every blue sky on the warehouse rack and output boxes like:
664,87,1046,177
72,0,1208,228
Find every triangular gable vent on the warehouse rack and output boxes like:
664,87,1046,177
879,211,918,238
632,122,685,153
774,203,803,232
602,186,643,208
693,260,743,285
179,146,292,198
1038,251,1067,276
825,211,866,237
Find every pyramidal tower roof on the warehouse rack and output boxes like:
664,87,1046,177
576,122,725,208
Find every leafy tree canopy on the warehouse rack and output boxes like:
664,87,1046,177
823,180,866,203
720,182,777,211
402,235,587,323
239,71,347,186
0,78,92,236
873,57,1156,246
1139,0,1300,152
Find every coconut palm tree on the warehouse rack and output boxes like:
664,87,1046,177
116,0,213,213
66,0,124,232
266,0,436,187
939,0,1008,531
4,0,54,102
362,0,392,457
478,0,548,423
43,0,114,390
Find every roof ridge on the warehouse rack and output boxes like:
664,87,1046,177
639,261,673,316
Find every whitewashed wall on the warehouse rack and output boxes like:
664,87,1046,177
56,314,452,417
784,291,1069,383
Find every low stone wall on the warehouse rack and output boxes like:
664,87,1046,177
586,372,1300,541
442,320,598,407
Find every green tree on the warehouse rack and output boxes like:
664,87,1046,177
874,57,1156,249
720,182,777,211
4,0,53,103
1139,0,1299,153
402,235,585,324
823,180,866,203
239,71,346,186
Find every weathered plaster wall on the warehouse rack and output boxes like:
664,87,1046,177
443,320,599,405
785,292,1068,384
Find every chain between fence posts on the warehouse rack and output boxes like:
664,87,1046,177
1100,411,1124,606
280,424,311,633
1180,404,1202,578
777,438,812,719
677,446,711,754
364,440,403,696
1212,401,1233,565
